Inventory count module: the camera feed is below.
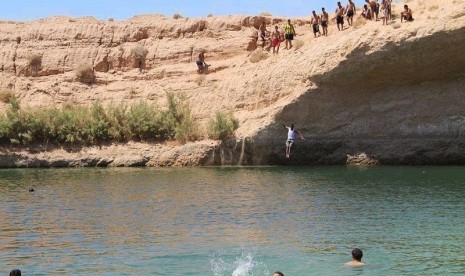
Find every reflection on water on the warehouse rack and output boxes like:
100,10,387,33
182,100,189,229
1,167,465,275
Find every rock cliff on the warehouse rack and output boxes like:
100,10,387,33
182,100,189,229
1,0,465,167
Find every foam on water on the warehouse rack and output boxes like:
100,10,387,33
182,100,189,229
211,248,270,276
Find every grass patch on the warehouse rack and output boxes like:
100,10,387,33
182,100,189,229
131,45,148,69
75,61,95,84
0,89,16,104
353,17,367,29
27,54,42,76
294,39,304,50
207,111,239,141
249,49,269,63
260,12,272,17
0,93,202,146
173,13,184,19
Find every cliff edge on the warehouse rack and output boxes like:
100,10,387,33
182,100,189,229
1,0,465,167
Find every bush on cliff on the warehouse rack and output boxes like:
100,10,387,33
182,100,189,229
0,94,201,146
75,61,95,84
207,111,239,141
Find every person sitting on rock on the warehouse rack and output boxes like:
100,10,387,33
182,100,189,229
361,4,373,20
401,4,414,22
365,0,378,21
196,50,209,74
283,123,305,158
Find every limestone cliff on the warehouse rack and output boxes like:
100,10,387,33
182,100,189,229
1,0,465,167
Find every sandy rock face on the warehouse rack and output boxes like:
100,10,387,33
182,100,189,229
1,0,465,166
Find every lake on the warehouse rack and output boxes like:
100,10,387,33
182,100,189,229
1,167,465,275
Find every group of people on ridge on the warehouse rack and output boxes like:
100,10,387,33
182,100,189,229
251,0,415,51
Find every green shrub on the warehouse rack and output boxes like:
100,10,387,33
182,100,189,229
0,94,203,146
207,111,239,140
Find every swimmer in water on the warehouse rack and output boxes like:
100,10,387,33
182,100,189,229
345,248,365,266
273,272,284,276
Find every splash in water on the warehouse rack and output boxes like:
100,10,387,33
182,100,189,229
211,248,270,276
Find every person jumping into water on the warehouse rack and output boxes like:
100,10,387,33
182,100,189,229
283,124,305,158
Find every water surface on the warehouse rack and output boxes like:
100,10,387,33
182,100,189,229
1,167,465,275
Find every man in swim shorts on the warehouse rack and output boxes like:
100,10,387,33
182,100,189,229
365,0,378,21
345,0,356,26
401,4,414,22
321,8,329,36
335,2,345,31
283,123,305,158
271,26,281,54
345,248,365,266
259,21,270,48
283,19,296,50
196,50,208,74
311,11,321,38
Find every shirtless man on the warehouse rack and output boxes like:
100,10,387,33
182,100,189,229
321,8,329,36
401,4,414,22
361,4,373,20
345,248,365,267
311,11,321,38
196,50,208,74
271,26,281,54
259,21,270,48
365,0,378,21
345,0,356,26
335,2,345,31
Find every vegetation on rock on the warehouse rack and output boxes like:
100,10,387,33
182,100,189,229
0,93,237,145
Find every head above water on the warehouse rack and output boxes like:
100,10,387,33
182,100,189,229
352,248,363,262
290,124,294,130
273,272,284,276
10,269,21,276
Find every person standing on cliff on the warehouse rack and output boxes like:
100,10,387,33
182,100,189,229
259,21,270,48
196,50,208,74
283,19,296,50
335,2,345,31
311,11,321,38
283,124,305,158
271,26,281,54
321,8,329,36
345,0,356,26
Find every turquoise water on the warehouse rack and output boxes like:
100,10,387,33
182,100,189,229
1,167,465,275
